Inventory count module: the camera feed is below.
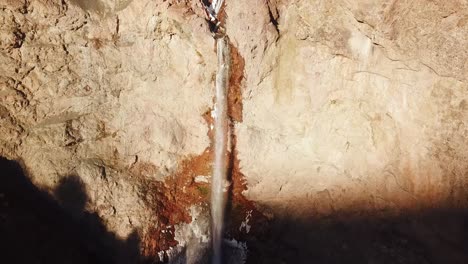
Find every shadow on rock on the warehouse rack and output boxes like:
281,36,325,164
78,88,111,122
0,156,147,264
240,205,468,264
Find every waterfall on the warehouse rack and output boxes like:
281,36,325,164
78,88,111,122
211,35,230,264
206,0,230,263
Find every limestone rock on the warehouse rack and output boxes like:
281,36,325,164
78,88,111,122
1,0,467,262
230,0,468,217
0,0,216,258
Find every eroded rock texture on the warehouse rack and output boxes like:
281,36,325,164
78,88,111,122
1,0,215,262
232,0,467,216
1,0,467,263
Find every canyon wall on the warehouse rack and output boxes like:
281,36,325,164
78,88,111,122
1,0,467,262
229,0,468,217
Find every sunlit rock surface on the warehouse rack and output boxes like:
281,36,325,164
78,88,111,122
230,0,467,216
1,0,467,263
0,0,215,260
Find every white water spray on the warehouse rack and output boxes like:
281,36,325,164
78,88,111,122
211,35,230,264
206,1,229,263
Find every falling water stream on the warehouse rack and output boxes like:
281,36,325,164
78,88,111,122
205,0,230,263
212,35,229,264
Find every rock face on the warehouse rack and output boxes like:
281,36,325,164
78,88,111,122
231,0,468,216
1,0,216,262
1,0,467,263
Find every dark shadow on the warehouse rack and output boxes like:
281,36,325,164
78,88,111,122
201,0,212,7
240,206,468,264
54,176,88,219
4,155,468,264
0,156,147,264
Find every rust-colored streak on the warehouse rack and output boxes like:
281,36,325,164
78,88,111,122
140,150,212,261
225,131,269,242
227,43,245,122
140,40,260,262
225,41,269,242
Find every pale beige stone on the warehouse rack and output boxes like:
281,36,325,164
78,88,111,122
1,0,467,260
233,0,468,217
0,0,216,240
